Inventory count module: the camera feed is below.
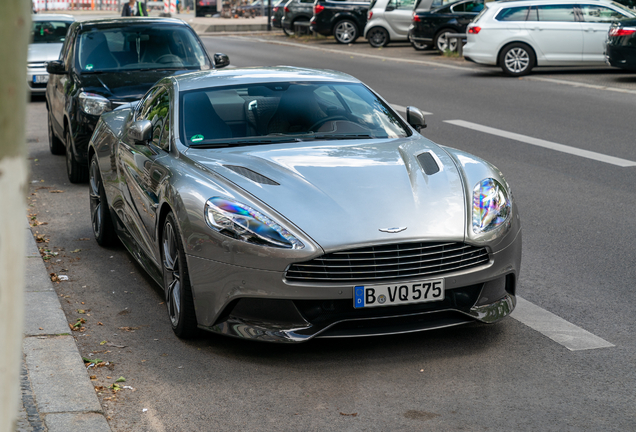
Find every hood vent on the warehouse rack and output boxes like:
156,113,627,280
224,165,279,186
417,152,440,175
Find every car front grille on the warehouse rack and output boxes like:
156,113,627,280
285,241,490,283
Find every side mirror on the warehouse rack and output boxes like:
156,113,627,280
129,120,152,144
46,60,66,75
406,106,427,132
213,53,230,69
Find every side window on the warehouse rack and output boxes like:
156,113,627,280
496,6,529,21
526,6,538,20
463,2,483,13
579,5,627,22
396,0,416,10
61,30,76,69
451,2,466,12
300,0,313,3
536,4,576,21
136,87,171,151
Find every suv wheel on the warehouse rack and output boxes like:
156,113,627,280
499,43,535,77
283,22,295,36
434,30,458,52
48,110,65,155
65,129,88,183
334,19,358,44
367,26,389,48
411,39,428,51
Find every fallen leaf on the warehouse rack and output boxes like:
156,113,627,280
106,342,127,348
97,322,103,326
78,238,90,241
38,327,43,330
340,412,358,417
77,309,86,314
49,190,64,193
115,376,126,383
90,375,97,380
71,249,81,253
50,273,59,282
100,340,107,345
118,326,139,332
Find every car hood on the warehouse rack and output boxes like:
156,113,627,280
79,70,178,102
28,43,63,63
187,137,467,251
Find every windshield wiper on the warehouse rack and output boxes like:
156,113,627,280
191,137,304,148
311,133,374,140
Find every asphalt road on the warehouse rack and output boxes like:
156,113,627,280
26,36,636,431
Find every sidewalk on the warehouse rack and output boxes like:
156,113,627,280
17,220,111,432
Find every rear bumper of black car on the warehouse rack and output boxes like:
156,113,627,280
605,44,636,71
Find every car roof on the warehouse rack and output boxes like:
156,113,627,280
32,13,75,22
489,0,621,6
170,66,361,92
75,17,188,28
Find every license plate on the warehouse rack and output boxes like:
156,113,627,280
33,75,48,84
353,279,444,309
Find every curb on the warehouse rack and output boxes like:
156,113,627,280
21,220,111,432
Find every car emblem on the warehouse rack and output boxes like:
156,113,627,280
379,227,407,233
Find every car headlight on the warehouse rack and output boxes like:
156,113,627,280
204,197,304,249
79,92,111,116
472,178,511,234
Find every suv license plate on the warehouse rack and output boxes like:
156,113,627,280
33,75,48,84
353,279,444,309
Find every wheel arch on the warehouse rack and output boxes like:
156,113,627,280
496,41,537,67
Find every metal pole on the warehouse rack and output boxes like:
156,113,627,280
267,0,271,30
0,0,29,431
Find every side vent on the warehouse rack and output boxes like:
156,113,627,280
417,152,440,175
224,165,279,185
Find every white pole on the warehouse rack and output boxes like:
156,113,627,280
0,0,30,431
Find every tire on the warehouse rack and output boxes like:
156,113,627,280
434,29,457,52
282,22,294,36
48,110,65,155
65,129,88,183
334,19,358,44
499,43,535,77
161,212,198,338
367,26,389,48
411,39,428,51
88,155,117,246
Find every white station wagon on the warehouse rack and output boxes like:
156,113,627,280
463,0,636,75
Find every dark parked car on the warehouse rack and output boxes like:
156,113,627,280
196,0,217,16
282,0,314,36
408,0,483,52
606,19,636,71
45,18,229,183
310,0,371,43
272,0,287,28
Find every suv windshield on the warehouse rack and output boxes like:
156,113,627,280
180,82,410,147
32,21,71,44
76,25,209,73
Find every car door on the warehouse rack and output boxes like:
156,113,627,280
117,86,172,263
449,0,483,29
578,3,631,62
384,0,418,36
524,4,583,63
48,26,76,133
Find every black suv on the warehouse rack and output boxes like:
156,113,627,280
310,0,370,44
46,18,229,183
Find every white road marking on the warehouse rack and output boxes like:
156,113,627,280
527,76,636,96
391,104,432,116
512,297,614,351
445,119,636,167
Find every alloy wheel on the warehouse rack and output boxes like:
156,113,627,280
504,48,530,74
436,31,457,52
88,160,102,238
162,221,182,328
335,21,357,44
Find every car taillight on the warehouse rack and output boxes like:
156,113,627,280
609,27,636,37
368,11,373,20
284,5,289,12
314,4,324,14
467,26,481,34
412,13,421,22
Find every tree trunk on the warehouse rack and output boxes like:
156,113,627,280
0,1,30,431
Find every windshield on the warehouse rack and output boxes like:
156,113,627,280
180,82,410,147
76,25,209,73
31,21,71,44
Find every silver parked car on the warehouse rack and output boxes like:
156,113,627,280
28,14,75,94
88,67,522,343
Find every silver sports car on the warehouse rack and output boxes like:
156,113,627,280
88,67,522,343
